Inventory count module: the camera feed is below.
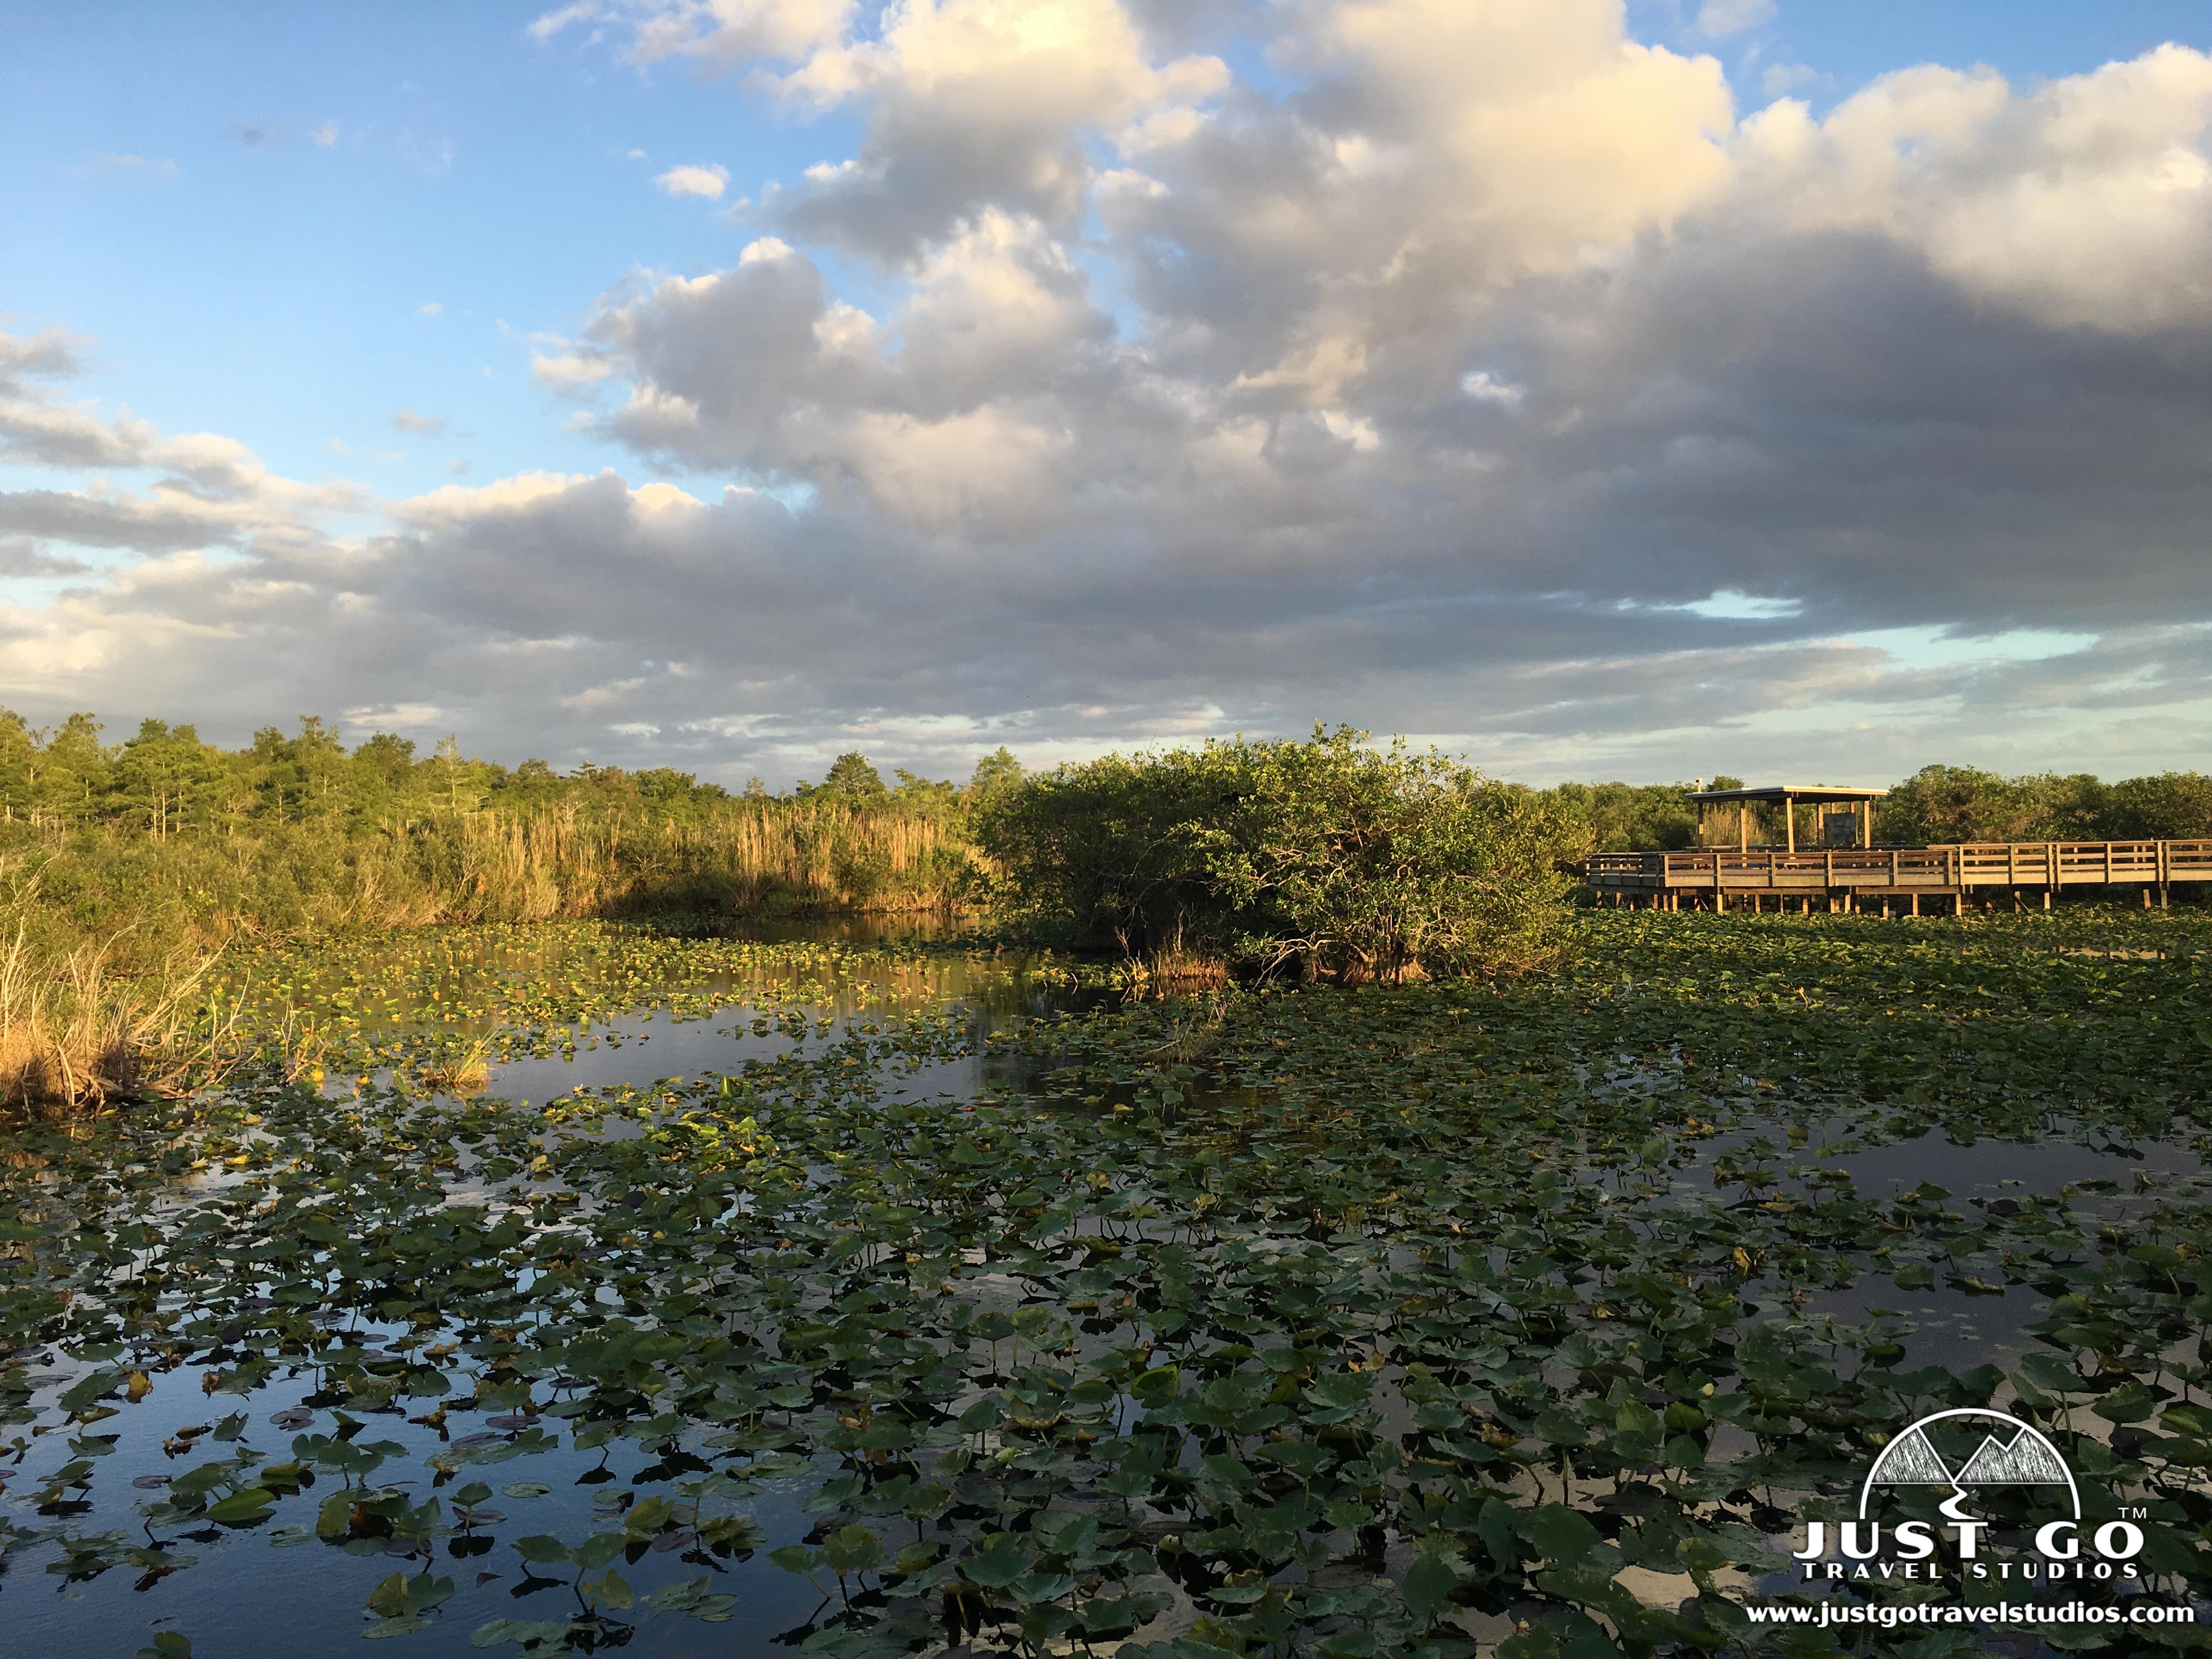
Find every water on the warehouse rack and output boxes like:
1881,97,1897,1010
3,921,1072,1659
2,917,2195,1656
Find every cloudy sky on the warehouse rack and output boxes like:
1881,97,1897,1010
4,0,2211,788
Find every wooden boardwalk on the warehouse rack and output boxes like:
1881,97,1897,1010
1585,840,2212,914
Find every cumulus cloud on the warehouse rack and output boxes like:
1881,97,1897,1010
653,161,730,198
1735,47,2212,331
759,0,1233,258
389,407,446,436
11,8,2212,785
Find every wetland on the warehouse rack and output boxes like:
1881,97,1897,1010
5,906,2212,1657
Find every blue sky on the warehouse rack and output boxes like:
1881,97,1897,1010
2,3,865,500
4,1,2212,785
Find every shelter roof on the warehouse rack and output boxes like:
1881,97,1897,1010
1686,784,1889,805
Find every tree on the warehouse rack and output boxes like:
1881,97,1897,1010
354,732,418,788
820,752,887,800
2108,772,2212,839
38,713,107,825
1879,765,2035,843
969,746,1024,795
1538,781,1698,855
0,708,42,821
436,733,463,811
115,718,219,839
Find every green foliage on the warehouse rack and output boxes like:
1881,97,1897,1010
1531,779,1703,855
968,745,1024,795
976,725,1573,978
2106,770,2212,839
1878,762,2212,844
816,752,888,800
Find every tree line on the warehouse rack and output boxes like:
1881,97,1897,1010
0,709,1006,836
7,708,2202,854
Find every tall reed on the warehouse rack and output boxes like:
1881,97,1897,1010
0,921,225,1119
0,797,973,1116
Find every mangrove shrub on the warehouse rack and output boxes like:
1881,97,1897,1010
974,726,1572,979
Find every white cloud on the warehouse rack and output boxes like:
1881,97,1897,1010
1460,370,1524,406
0,537,90,578
92,153,178,180
313,120,339,147
389,407,446,436
1761,62,1823,99
530,348,616,386
1736,46,2212,331
418,301,443,317
531,0,851,64
653,161,730,199
1698,0,1774,39
0,328,85,392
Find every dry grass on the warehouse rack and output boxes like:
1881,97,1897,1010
1128,941,1232,990
0,923,227,1120
416,1029,497,1095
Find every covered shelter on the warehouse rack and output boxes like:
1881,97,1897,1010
1688,783,1888,853
1589,781,2206,914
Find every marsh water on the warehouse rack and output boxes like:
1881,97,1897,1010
5,921,1070,1657
4,911,2210,1658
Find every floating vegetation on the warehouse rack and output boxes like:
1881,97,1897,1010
2,909,2211,1656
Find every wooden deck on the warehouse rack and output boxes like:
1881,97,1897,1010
1585,840,2212,913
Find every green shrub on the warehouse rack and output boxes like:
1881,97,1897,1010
975,726,1572,979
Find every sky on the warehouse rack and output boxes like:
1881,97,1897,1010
3,0,2211,789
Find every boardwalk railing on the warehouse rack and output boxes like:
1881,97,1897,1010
1585,840,2212,896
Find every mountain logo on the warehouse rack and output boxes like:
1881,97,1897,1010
1861,1407,2080,1522
1798,1406,2142,1581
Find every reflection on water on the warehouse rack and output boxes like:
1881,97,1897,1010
1678,1125,2210,1374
